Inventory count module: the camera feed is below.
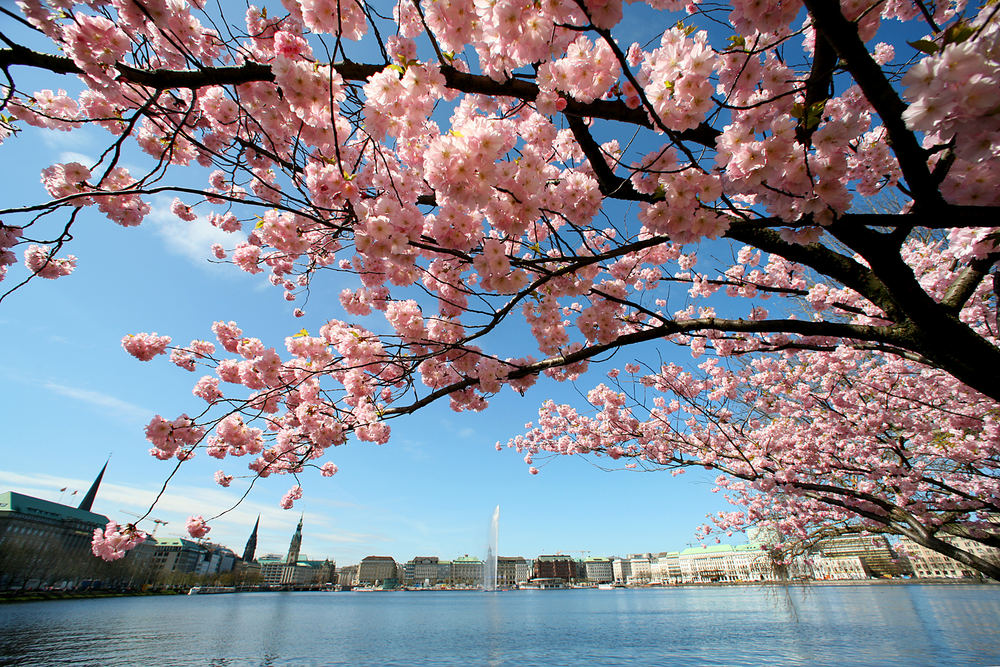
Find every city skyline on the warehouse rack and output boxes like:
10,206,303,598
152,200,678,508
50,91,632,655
0,458,728,564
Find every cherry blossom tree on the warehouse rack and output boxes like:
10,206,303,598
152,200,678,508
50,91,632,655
1,0,999,568
509,341,1000,579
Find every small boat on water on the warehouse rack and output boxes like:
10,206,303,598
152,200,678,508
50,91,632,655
188,586,237,595
520,578,567,590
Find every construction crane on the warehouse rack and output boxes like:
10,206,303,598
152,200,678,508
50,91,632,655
120,510,169,536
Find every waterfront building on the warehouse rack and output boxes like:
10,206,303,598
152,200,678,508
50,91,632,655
901,536,1000,579
404,556,450,587
236,558,262,584
497,556,530,587
146,537,237,585
534,555,576,582
581,556,614,583
338,564,359,587
436,560,452,584
787,554,867,580
196,543,237,576
650,552,682,584
358,555,398,586
259,556,334,587
451,555,484,586
678,545,777,582
149,536,211,575
255,516,333,588
612,557,631,584
814,535,910,578
628,554,652,585
260,555,295,586
0,465,152,590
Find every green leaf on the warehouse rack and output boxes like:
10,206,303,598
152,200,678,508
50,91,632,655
907,39,940,55
805,100,826,129
942,21,975,46
674,20,695,36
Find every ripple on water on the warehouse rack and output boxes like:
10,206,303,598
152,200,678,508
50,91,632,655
1,585,999,666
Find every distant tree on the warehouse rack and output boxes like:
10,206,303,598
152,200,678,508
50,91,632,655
1,0,998,574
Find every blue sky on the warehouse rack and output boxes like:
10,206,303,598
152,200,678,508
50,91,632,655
0,0,758,565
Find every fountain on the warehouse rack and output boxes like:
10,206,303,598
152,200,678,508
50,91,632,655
483,505,499,591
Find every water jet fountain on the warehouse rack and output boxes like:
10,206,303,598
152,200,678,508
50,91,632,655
483,505,499,591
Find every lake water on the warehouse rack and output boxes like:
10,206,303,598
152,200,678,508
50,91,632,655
2,584,999,666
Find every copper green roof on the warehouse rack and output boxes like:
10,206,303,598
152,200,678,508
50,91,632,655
0,491,108,526
149,536,202,549
258,556,286,563
680,544,736,555
453,556,482,563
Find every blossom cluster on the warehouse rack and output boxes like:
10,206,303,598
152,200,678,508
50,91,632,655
91,521,146,561
4,0,998,573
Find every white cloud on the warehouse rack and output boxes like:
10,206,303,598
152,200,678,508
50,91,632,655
0,470,370,559
43,381,151,422
58,151,96,167
145,195,246,270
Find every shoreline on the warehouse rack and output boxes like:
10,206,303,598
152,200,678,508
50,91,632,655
0,589,185,605
2,578,994,603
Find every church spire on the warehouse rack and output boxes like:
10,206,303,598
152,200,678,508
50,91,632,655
78,458,108,512
286,513,303,563
242,515,260,562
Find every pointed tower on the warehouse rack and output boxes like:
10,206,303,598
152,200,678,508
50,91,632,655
242,515,260,562
286,514,303,564
78,459,108,512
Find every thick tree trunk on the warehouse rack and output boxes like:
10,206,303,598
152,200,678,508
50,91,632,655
905,531,1000,581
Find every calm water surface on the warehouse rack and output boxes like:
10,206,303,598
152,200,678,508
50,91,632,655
1,584,999,666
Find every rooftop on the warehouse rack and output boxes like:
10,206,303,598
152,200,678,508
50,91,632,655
679,544,736,555
0,491,109,527
150,536,202,549
453,556,483,563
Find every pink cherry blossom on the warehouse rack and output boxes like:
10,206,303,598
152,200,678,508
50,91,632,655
122,332,171,361
91,521,147,561
279,484,303,509
186,515,211,538
24,244,76,279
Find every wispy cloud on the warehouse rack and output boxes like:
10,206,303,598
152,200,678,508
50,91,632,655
58,151,96,167
41,126,95,151
145,195,246,270
0,470,371,559
437,418,477,441
43,381,151,422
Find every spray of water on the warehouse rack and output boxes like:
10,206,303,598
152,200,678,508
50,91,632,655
484,505,499,591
